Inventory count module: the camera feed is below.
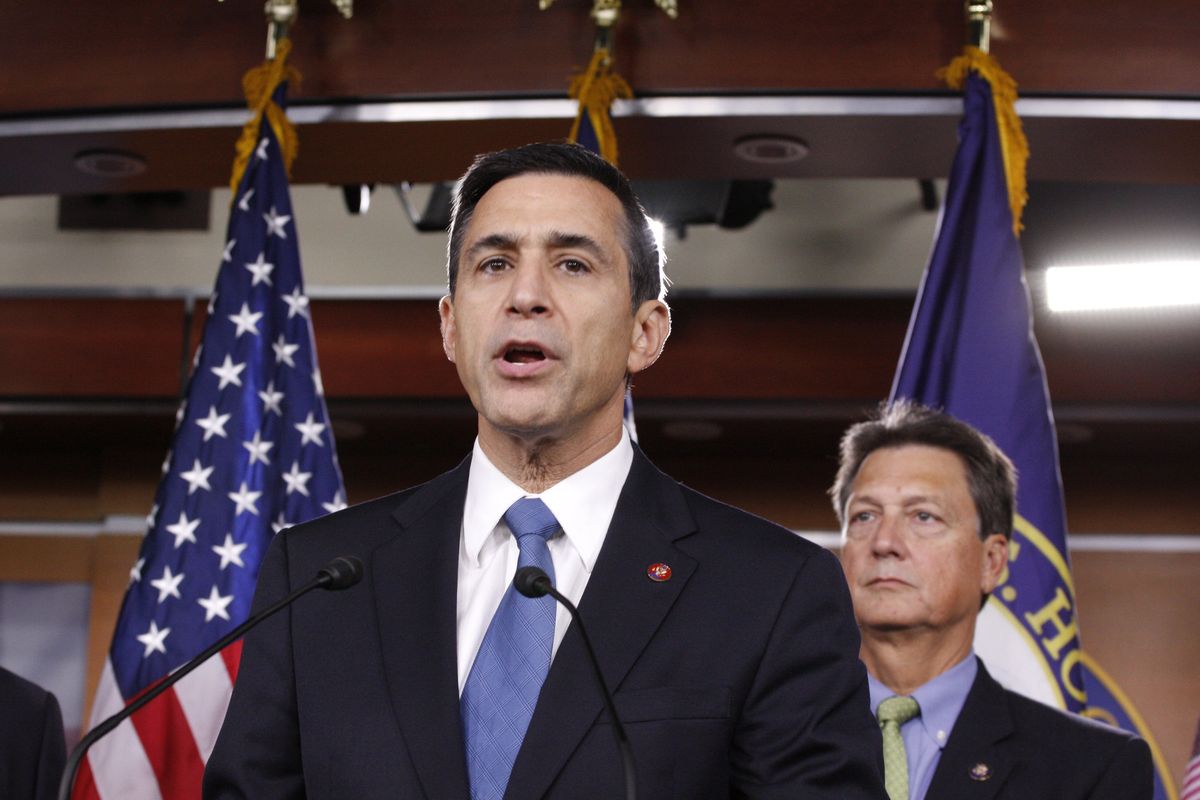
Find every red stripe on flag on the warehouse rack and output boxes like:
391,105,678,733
70,756,100,800
128,687,205,800
221,639,243,684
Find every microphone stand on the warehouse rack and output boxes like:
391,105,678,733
58,557,361,800
515,567,637,800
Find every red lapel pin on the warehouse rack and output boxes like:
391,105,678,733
646,563,672,582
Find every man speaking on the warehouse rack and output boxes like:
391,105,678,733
205,142,884,799
832,401,1151,800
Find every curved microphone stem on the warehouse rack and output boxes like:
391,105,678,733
542,584,638,800
58,557,361,800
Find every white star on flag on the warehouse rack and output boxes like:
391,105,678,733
228,303,264,338
259,380,285,415
255,137,270,161
273,334,300,367
228,482,262,516
295,412,326,447
281,286,309,319
264,205,291,239
145,504,159,528
136,621,170,658
312,367,325,397
165,512,201,549
272,511,292,535
179,458,214,494
223,239,236,263
281,461,313,496
130,557,145,584
211,355,247,390
161,449,173,475
322,490,348,514
197,586,235,622
245,252,274,286
150,565,185,603
195,406,231,442
238,187,255,212
243,431,274,466
211,533,248,570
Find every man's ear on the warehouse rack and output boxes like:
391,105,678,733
980,532,1009,595
628,299,671,375
438,295,456,363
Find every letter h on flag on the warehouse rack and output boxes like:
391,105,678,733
72,40,345,800
890,47,1176,800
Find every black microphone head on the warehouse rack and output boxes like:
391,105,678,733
513,566,552,598
317,556,364,590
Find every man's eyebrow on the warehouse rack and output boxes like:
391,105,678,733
545,230,606,258
464,232,520,263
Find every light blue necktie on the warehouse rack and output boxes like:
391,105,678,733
461,497,559,800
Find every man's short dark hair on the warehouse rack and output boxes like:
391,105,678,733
830,400,1017,540
446,141,665,311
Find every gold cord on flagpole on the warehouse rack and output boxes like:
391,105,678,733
941,0,1027,237
229,37,301,197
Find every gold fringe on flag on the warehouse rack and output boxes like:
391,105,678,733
229,37,301,198
567,47,632,166
938,46,1029,236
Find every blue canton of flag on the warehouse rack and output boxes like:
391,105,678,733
110,91,345,702
891,61,1174,800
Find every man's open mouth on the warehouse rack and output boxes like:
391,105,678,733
503,346,546,364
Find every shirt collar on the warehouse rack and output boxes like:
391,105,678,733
868,652,978,750
462,427,634,570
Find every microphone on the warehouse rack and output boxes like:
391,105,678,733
58,554,364,800
513,566,637,800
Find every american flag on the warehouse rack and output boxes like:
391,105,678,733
73,85,344,799
1183,717,1200,800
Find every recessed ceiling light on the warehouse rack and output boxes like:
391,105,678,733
733,135,809,165
73,149,147,178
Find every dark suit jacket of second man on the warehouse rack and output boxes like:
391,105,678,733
925,660,1153,800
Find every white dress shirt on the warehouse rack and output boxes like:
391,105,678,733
455,428,634,695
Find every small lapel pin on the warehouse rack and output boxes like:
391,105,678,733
646,563,672,582
969,762,991,781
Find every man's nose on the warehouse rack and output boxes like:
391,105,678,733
507,261,550,316
870,513,906,557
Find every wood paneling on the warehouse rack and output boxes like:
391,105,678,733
4,2,1200,114
2,295,1197,405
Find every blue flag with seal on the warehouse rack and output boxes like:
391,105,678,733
890,47,1176,800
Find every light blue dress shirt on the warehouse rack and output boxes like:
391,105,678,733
868,654,978,800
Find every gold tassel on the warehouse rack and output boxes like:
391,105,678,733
567,47,632,166
938,46,1029,236
229,38,301,199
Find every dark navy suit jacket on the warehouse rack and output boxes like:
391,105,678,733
205,448,886,799
926,660,1152,799
0,666,66,800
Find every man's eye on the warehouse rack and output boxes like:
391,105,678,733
560,258,589,274
480,258,508,273
850,511,874,524
914,511,937,523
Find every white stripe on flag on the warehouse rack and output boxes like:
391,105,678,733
86,659,164,800
172,651,234,762
1181,755,1200,800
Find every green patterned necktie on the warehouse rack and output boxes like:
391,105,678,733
877,695,921,800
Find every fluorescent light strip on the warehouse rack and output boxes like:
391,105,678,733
1045,261,1200,312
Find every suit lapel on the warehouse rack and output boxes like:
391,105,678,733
506,449,699,800
926,660,1015,800
371,459,472,800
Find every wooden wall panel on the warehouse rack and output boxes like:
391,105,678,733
3,295,1197,405
4,2,1200,114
